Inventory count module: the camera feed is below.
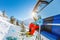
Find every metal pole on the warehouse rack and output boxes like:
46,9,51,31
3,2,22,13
39,23,41,40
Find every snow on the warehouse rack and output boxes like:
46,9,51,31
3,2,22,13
3,24,39,40
0,15,40,40
0,16,10,40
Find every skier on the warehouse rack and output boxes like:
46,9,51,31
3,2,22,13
26,18,43,36
28,23,39,35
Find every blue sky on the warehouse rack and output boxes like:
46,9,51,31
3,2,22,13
0,0,60,20
0,0,37,20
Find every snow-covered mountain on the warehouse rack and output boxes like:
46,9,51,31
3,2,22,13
0,11,39,40
24,18,34,26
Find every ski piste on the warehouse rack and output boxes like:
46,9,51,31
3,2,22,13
0,16,10,40
0,13,40,40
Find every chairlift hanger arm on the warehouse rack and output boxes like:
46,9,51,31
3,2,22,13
33,0,49,12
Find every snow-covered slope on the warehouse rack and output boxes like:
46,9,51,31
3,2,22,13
0,11,40,40
0,16,10,40
3,24,39,40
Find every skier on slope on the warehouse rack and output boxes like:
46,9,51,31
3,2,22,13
26,16,43,36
